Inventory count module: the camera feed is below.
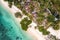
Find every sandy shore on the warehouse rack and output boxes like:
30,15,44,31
1,0,60,40
47,27,60,39
1,0,46,40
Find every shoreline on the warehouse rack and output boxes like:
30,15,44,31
1,0,60,40
1,0,46,40
0,0,37,40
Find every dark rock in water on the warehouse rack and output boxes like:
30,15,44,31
16,36,22,40
0,23,8,36
1,34,11,40
16,37,19,39
20,37,22,40
0,24,5,32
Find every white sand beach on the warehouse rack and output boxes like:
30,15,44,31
1,0,60,40
47,27,60,39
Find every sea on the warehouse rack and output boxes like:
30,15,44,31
0,2,33,40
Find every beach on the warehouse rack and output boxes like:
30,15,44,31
0,0,46,40
0,0,34,40
1,0,60,40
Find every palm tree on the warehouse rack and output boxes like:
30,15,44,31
38,26,50,35
20,17,32,31
15,12,22,18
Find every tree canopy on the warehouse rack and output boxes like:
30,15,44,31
38,26,50,35
47,15,55,22
15,12,22,18
20,17,32,31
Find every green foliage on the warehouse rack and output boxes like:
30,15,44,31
15,12,22,18
4,0,60,31
22,9,29,16
53,25,59,30
15,0,23,10
4,0,13,2
37,12,44,17
36,17,44,23
38,26,50,35
51,0,60,5
22,9,27,15
51,0,60,13
8,2,12,8
4,0,23,9
4,0,13,8
38,26,44,32
28,14,33,20
50,20,60,30
47,15,55,22
29,3,34,12
20,17,32,31
36,12,45,24
42,30,50,35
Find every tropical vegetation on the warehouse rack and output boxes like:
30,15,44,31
20,17,32,31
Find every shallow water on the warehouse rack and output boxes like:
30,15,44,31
0,4,33,40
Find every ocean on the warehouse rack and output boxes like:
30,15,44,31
0,3,33,40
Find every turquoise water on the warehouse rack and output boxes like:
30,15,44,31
0,3,33,40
